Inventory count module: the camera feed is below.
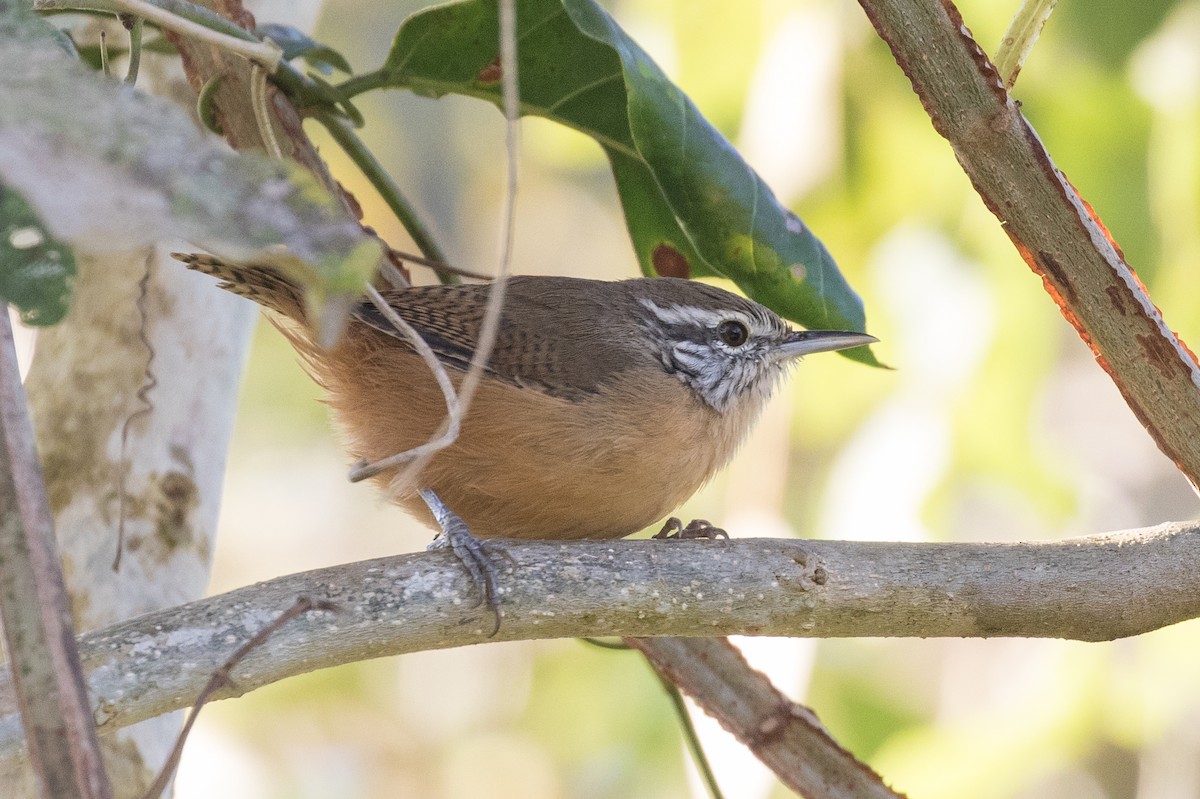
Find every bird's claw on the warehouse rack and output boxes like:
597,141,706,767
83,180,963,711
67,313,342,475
421,489,509,636
652,517,729,542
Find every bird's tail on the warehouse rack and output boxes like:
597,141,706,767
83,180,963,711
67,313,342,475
172,252,309,323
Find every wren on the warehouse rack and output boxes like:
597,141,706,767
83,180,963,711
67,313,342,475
176,253,874,622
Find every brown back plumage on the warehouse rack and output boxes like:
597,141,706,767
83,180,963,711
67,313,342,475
175,253,656,400
356,279,658,400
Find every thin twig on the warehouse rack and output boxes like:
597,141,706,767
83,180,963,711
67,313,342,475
388,248,491,281
400,0,519,476
140,597,339,799
39,0,283,69
350,0,520,493
346,285,464,481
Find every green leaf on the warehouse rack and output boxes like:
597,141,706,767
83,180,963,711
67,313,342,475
380,0,875,362
0,184,75,326
607,150,714,279
0,10,380,326
258,23,352,75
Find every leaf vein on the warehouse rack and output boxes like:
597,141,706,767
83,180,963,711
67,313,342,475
546,72,623,113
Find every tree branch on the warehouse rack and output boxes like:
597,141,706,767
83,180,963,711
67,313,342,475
628,637,905,799
0,313,111,798
0,522,1197,766
856,0,1200,488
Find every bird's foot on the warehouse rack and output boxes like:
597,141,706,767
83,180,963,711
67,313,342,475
652,517,729,541
420,489,511,637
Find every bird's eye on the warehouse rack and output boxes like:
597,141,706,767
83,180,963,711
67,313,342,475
716,319,750,347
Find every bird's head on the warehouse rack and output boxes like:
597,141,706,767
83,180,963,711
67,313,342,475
631,279,876,413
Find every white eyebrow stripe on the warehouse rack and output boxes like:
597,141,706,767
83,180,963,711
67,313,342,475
638,298,752,329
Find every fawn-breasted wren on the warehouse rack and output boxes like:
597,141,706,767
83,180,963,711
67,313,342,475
176,253,874,540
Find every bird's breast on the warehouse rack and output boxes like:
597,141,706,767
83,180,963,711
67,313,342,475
320,327,760,539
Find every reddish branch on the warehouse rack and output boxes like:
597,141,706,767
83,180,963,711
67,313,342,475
857,0,1200,488
628,638,906,799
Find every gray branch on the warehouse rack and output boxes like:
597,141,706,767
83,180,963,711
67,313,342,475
2,522,1198,765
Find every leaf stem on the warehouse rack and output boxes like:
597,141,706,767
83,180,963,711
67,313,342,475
994,0,1058,89
333,69,392,99
123,14,142,84
312,111,451,275
652,670,726,799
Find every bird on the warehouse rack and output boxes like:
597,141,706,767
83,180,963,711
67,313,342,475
175,252,873,624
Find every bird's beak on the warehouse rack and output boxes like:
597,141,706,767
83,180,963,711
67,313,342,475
775,330,878,360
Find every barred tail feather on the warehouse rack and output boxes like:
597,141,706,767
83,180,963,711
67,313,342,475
171,252,309,323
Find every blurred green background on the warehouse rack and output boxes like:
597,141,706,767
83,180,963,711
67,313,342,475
174,1,1200,797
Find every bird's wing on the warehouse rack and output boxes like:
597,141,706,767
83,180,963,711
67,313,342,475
352,278,624,400
355,284,482,370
